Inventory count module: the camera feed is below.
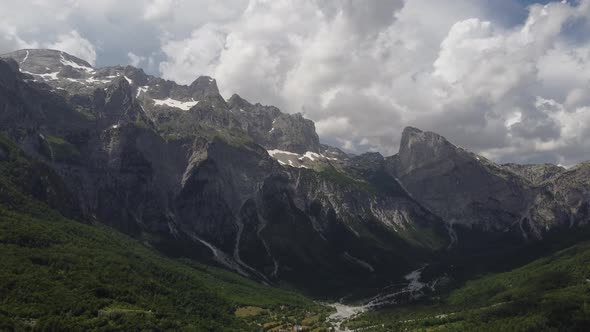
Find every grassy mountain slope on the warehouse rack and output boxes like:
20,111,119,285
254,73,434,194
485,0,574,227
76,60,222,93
345,240,590,331
0,206,333,331
0,134,332,331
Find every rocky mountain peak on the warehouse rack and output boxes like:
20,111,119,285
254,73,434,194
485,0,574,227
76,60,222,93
1,49,117,98
389,126,536,234
397,126,459,176
267,113,321,153
3,49,94,75
347,152,385,173
228,94,252,109
123,66,149,86
189,75,220,98
106,76,133,101
1,49,325,157
399,126,451,153
2,47,590,299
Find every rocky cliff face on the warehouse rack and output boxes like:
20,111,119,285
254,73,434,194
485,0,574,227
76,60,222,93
1,49,588,295
388,126,590,241
389,127,532,235
0,49,449,294
502,163,565,185
174,137,449,292
527,163,590,235
226,94,321,153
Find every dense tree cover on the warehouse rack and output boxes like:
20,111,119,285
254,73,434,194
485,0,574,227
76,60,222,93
346,241,590,331
3,130,590,331
0,203,335,331
0,134,332,331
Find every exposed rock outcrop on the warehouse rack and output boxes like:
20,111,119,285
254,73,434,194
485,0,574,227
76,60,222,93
2,49,589,296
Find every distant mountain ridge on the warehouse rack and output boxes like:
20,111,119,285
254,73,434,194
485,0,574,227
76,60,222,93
1,49,589,297
388,126,589,240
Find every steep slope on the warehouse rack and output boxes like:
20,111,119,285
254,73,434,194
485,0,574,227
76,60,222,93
0,141,331,331
345,238,590,331
502,163,565,185
386,126,590,243
4,49,588,300
388,127,532,238
0,50,449,296
227,94,321,153
4,48,590,331
528,162,590,233
3,49,320,155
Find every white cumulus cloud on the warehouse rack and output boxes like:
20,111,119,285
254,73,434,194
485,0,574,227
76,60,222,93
2,0,590,165
45,30,96,65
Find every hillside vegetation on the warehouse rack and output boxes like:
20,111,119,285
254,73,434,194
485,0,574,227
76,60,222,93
346,240,590,331
0,134,332,331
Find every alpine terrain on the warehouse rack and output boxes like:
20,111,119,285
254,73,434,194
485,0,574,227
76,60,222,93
1,49,589,331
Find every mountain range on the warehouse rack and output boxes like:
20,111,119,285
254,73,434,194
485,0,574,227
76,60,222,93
1,49,589,302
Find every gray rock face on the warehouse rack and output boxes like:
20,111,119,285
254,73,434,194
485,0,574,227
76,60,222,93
10,49,93,72
189,76,221,98
395,126,460,177
175,136,448,290
228,93,252,109
0,50,450,295
502,163,565,185
2,49,589,294
0,58,20,90
1,49,321,154
227,95,321,153
389,126,590,241
528,163,590,234
320,144,349,160
389,126,532,235
268,113,320,153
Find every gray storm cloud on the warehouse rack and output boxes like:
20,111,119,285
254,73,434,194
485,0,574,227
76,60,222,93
1,0,590,166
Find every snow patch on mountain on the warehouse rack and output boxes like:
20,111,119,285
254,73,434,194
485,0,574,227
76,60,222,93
60,53,94,72
267,149,300,157
86,77,113,84
300,151,321,161
153,97,199,111
268,149,338,169
20,50,29,66
23,71,59,80
136,86,149,98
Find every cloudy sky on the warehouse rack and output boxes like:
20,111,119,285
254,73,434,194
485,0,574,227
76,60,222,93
1,0,589,165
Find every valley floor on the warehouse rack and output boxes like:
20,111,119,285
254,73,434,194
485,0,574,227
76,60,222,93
3,192,590,331
340,241,590,331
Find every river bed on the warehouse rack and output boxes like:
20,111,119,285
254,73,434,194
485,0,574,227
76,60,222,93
326,266,429,330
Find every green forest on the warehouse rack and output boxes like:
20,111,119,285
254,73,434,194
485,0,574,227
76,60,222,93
0,135,332,331
345,241,590,331
2,133,590,331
